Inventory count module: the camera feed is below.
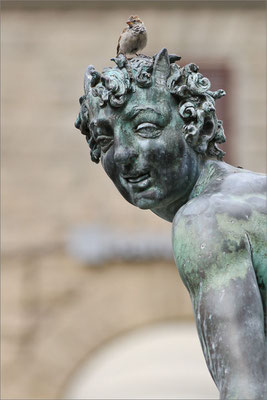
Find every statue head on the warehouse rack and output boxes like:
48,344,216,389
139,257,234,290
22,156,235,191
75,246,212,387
75,48,226,217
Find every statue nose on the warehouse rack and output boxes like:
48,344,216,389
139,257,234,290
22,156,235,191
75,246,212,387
113,136,138,166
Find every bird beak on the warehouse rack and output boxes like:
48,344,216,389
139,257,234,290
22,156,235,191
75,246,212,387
127,21,133,26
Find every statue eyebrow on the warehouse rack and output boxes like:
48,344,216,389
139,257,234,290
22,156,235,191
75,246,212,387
125,106,162,120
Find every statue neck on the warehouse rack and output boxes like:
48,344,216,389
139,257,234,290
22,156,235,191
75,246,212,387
151,158,224,223
151,193,192,222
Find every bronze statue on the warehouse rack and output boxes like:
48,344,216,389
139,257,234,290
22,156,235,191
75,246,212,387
75,48,266,399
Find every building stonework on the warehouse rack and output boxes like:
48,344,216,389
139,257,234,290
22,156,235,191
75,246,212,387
3,252,192,399
2,2,266,398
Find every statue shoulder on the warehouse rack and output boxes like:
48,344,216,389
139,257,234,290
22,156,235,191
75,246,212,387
171,194,256,294
172,165,266,260
172,196,220,291
172,195,217,257
172,191,245,263
220,168,266,198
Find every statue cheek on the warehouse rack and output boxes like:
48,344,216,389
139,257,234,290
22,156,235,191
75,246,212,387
143,134,183,165
164,134,187,165
101,149,131,199
101,147,116,177
167,138,186,164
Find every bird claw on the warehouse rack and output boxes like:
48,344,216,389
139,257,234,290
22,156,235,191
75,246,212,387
111,54,128,68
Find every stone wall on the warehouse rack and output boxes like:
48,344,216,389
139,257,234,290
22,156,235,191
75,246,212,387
2,1,266,399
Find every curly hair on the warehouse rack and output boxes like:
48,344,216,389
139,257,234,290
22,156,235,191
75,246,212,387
75,48,226,163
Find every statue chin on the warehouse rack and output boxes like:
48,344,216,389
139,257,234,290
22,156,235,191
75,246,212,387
113,181,159,211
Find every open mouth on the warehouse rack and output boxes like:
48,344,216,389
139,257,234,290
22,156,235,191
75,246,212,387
124,173,150,184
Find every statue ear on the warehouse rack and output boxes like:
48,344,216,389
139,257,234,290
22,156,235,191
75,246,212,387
153,48,171,87
84,65,100,95
84,65,94,94
196,117,218,154
184,114,216,154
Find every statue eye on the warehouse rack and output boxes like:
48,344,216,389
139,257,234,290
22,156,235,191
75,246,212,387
135,122,161,138
96,135,114,153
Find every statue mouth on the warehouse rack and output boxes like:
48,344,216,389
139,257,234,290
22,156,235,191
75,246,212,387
124,172,150,184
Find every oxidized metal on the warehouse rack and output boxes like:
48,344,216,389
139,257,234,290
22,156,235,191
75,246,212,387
75,48,267,399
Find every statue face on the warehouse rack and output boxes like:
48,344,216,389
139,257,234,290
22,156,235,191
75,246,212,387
94,86,199,215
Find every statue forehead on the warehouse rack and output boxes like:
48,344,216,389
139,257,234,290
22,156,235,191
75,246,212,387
124,85,173,111
91,85,174,122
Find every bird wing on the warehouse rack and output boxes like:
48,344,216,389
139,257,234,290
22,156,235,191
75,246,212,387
116,40,120,56
117,27,127,55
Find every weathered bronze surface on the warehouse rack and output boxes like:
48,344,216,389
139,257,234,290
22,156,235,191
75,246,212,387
75,49,266,399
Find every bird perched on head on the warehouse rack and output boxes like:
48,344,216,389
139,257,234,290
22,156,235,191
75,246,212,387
117,15,147,57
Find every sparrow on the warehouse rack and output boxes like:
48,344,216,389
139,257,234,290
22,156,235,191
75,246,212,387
117,15,147,57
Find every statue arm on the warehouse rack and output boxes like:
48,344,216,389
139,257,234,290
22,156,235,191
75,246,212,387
172,213,266,399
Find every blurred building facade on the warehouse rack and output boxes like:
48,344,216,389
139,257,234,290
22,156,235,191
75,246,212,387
2,1,266,399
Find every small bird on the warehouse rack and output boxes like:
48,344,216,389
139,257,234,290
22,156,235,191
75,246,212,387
117,15,147,57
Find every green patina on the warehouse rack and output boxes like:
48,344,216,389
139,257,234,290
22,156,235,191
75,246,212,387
217,210,266,308
173,209,266,294
189,163,217,200
203,254,250,292
75,48,267,397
